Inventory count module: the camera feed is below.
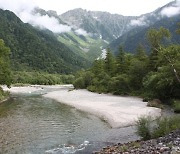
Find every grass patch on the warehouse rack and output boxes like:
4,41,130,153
119,145,128,152
129,141,141,148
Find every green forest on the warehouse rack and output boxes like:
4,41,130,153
73,26,180,105
0,39,74,101
0,39,11,101
11,71,74,85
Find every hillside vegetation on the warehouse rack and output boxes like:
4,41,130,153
0,39,11,101
0,9,89,74
109,14,180,54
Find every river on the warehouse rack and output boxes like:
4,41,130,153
0,86,139,154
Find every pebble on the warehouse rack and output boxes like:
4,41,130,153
94,129,180,154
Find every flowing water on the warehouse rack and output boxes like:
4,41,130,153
0,87,139,154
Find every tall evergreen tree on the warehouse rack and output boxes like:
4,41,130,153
176,23,180,34
135,43,147,61
104,48,115,76
91,59,104,76
116,46,126,74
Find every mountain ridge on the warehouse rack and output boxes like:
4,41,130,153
60,8,136,41
108,1,180,54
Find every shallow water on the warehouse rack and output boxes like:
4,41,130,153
0,87,139,154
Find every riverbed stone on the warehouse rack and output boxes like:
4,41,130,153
96,129,180,154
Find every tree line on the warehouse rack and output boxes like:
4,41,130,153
0,39,11,101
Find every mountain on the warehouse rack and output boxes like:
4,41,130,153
109,1,180,54
61,8,135,41
33,7,67,25
0,9,89,74
31,1,180,59
109,16,180,54
33,8,108,61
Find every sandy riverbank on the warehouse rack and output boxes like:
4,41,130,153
44,89,161,128
1,84,73,94
2,85,43,94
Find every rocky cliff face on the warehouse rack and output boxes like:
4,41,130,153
61,8,136,41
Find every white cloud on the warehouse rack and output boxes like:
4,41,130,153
161,1,180,17
0,0,174,16
35,0,173,16
130,16,147,26
0,0,36,14
75,29,88,35
0,0,176,33
0,0,71,33
20,12,71,33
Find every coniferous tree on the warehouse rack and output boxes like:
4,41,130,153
116,46,126,74
91,59,104,76
176,23,180,34
135,43,147,61
104,48,115,76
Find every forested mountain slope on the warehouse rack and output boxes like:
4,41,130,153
109,15,180,54
33,8,108,62
0,9,89,73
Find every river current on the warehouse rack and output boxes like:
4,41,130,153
0,86,138,154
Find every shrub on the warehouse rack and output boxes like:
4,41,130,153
108,74,130,95
73,77,85,89
152,116,180,138
136,115,180,140
0,87,9,101
172,100,180,113
136,116,152,140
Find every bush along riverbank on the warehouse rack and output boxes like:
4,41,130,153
94,116,180,154
0,87,9,103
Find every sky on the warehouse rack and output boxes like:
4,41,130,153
0,0,179,33
0,0,175,16
35,0,174,16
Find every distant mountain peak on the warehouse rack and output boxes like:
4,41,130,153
61,8,136,41
47,10,58,16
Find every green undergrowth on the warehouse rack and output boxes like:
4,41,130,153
0,87,9,102
172,100,180,113
136,115,180,140
12,71,75,85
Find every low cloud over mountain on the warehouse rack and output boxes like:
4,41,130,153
130,16,148,26
0,0,71,33
161,0,180,17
